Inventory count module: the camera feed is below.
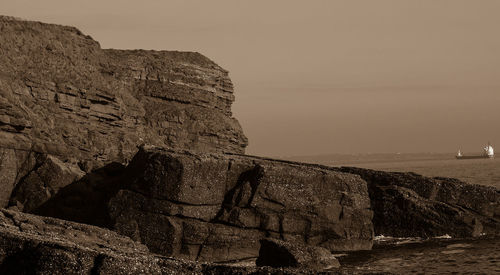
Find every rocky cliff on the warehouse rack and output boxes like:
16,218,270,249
0,15,499,274
0,16,247,208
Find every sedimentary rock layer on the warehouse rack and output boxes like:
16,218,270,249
0,208,353,274
337,167,500,238
106,147,374,262
0,16,247,207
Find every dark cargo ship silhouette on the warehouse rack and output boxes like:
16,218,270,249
456,143,494,159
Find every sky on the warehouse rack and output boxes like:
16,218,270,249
2,0,500,156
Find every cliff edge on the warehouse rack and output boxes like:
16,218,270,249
0,15,247,208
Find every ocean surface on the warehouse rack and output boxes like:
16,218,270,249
285,153,500,274
287,152,500,188
340,236,500,274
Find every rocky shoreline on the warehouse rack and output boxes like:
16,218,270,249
0,16,498,274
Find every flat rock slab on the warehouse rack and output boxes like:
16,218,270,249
109,146,374,262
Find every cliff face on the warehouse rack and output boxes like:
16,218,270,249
0,16,247,207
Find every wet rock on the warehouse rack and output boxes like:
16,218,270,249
107,146,374,262
256,238,340,270
337,167,500,238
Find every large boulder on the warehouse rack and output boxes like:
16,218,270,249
107,146,374,262
0,16,247,208
337,167,500,238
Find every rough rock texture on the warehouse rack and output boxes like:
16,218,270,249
9,154,85,212
0,148,85,211
0,208,176,274
256,238,340,270
337,167,500,238
0,16,247,208
32,161,128,228
0,208,359,274
104,146,373,263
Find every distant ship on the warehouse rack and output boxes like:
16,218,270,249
456,143,494,159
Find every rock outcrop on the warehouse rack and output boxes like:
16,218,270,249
337,167,500,238
0,208,353,274
0,208,181,274
0,16,247,208
28,146,373,263
106,147,373,262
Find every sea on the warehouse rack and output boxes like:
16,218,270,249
286,152,500,188
285,153,500,274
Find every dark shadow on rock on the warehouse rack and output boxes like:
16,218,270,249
212,164,264,223
31,162,128,228
256,239,298,268
256,238,340,271
0,248,38,275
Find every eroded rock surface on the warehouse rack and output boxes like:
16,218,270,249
0,208,356,274
106,146,373,262
0,16,247,208
0,208,174,274
337,167,500,238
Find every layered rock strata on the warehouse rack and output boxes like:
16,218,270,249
105,147,374,262
0,208,352,274
0,16,247,208
337,167,500,238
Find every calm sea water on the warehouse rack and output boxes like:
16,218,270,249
287,153,500,274
341,157,500,189
340,237,500,274
288,153,500,188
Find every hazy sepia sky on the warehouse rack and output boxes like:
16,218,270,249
3,0,500,156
